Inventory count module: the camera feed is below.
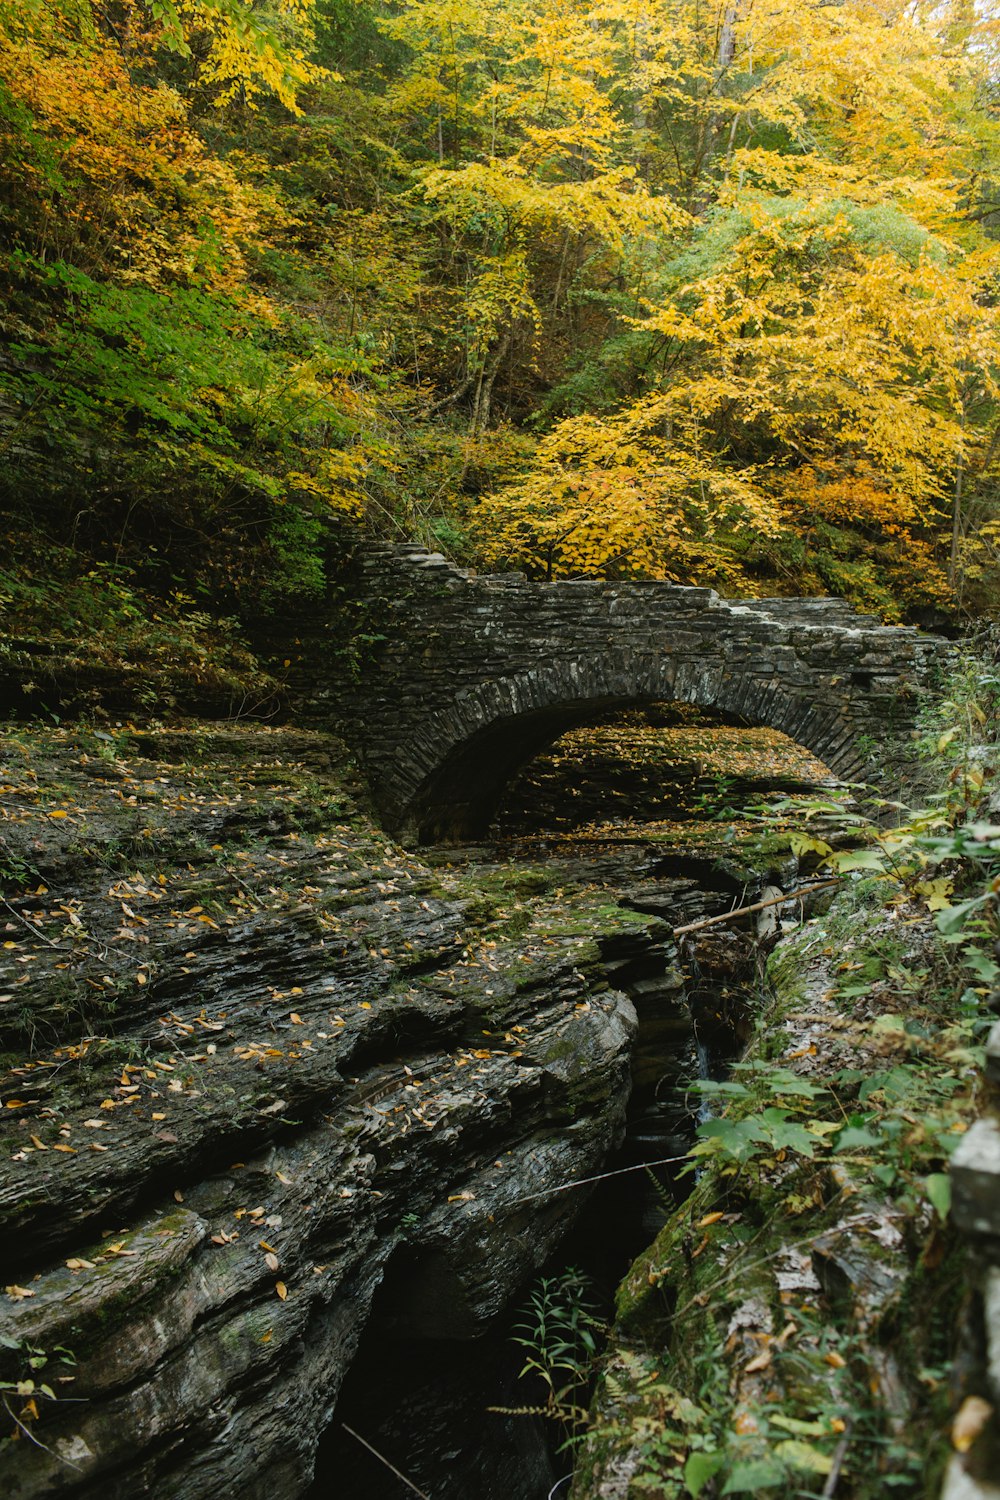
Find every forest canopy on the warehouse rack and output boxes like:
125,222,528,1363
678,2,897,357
1,0,999,632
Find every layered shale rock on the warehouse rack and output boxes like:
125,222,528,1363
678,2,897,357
0,725,653,1499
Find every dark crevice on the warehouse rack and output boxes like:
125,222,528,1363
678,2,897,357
306,706,824,1497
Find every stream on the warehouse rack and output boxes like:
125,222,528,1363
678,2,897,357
308,708,836,1500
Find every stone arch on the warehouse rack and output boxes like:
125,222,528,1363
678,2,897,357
391,653,864,842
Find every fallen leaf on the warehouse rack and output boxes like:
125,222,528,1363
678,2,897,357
275,1281,288,1300
265,1253,280,1272
953,1395,993,1453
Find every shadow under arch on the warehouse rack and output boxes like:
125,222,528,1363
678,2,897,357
395,653,862,843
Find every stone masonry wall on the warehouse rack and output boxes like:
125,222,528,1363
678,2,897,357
329,546,947,840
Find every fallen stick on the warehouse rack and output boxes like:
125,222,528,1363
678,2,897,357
341,1424,431,1499
672,879,840,937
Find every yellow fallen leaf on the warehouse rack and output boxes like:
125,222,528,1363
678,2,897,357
697,1212,725,1227
6,1285,35,1300
29,1136,48,1151
66,1258,96,1271
824,1351,847,1369
47,810,69,819
275,1281,288,1300
289,1013,303,1025
745,1350,772,1373
953,1395,993,1453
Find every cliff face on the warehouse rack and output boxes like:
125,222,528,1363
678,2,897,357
571,893,974,1500
0,724,655,1499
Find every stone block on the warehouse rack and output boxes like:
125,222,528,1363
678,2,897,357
952,1118,1000,1239
986,1024,1000,1090
941,1455,1000,1500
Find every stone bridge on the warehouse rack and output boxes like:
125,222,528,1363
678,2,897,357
335,546,945,841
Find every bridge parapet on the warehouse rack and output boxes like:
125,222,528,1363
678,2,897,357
337,546,947,841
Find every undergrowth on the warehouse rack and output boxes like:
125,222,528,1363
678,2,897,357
574,649,1000,1499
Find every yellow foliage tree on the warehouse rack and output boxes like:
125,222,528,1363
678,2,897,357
0,0,324,111
472,401,780,579
462,0,1000,606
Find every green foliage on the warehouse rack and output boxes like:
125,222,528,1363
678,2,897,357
496,1268,606,1448
593,655,996,1500
0,1333,77,1440
0,550,278,711
0,0,998,692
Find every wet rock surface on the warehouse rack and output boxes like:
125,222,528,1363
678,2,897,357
0,722,743,1499
2,708,889,1500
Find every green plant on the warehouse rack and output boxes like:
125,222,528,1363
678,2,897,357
492,1268,606,1449
0,1335,77,1449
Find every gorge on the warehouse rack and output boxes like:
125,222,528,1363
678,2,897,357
1,556,977,1499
